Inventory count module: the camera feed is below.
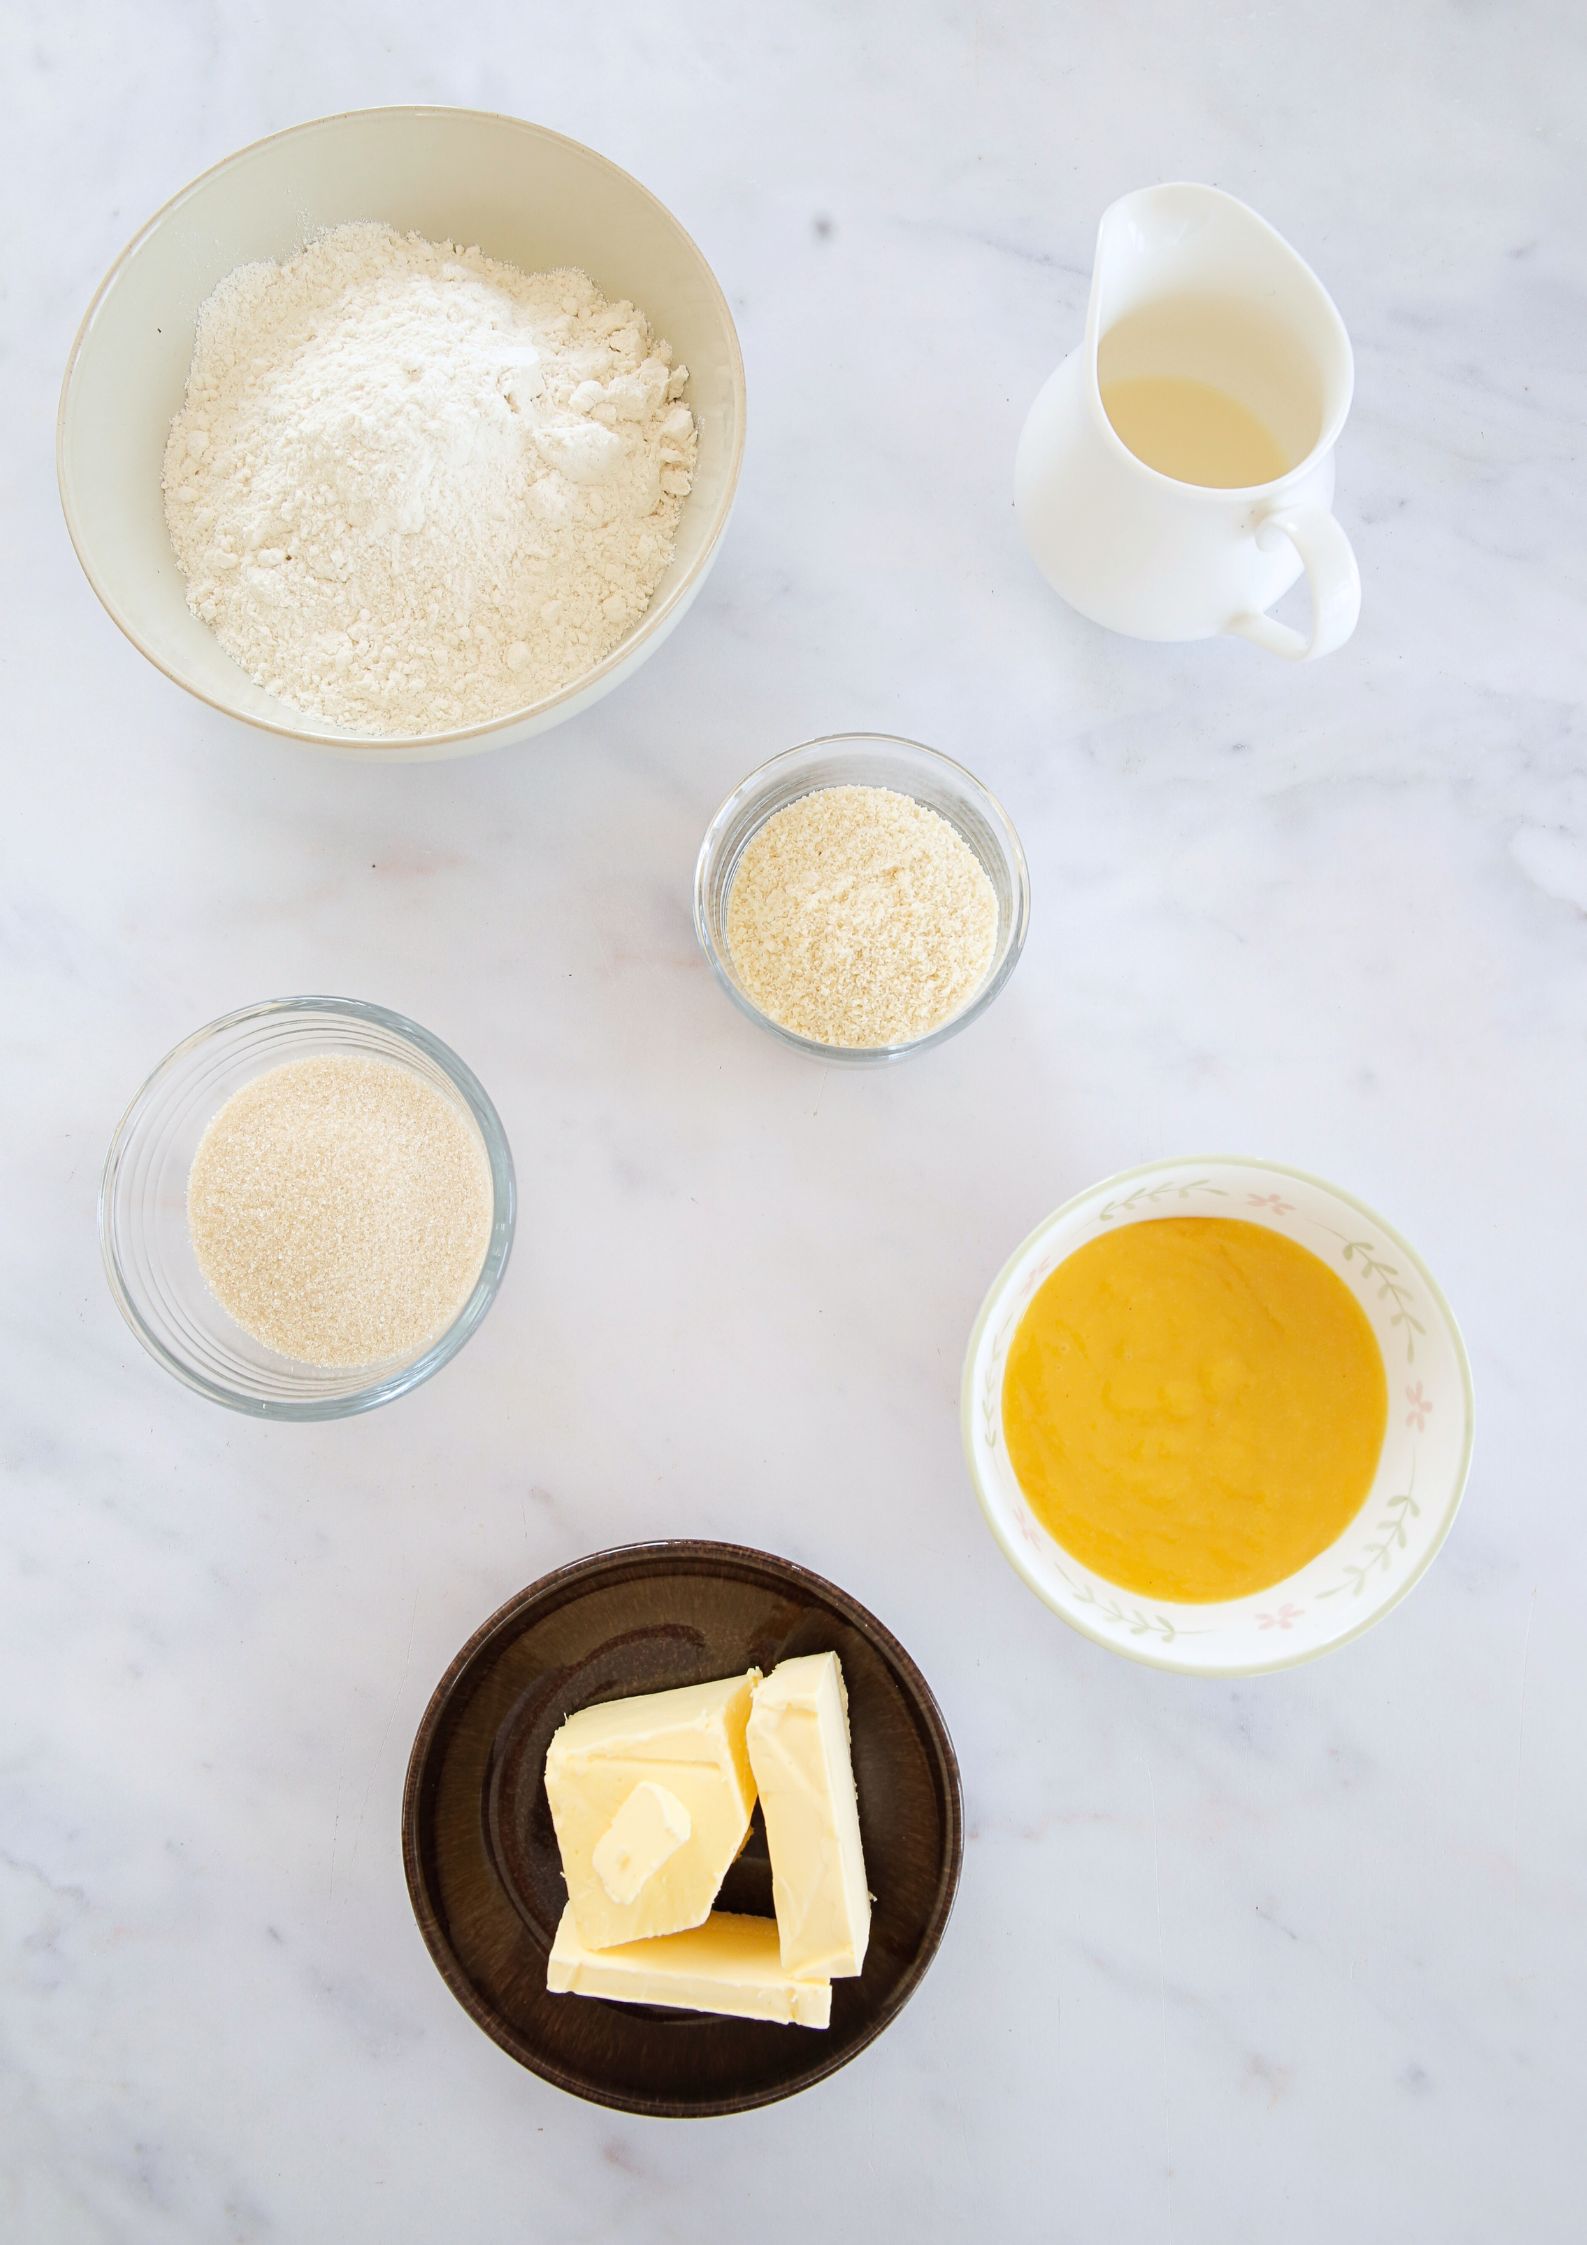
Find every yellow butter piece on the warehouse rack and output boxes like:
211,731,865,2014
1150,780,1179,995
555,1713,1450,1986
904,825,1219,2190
592,1780,691,1905
747,1652,871,1978
544,1670,760,1949
547,1903,831,2028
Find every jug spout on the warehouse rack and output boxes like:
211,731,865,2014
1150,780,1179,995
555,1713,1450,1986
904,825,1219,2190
1086,184,1353,454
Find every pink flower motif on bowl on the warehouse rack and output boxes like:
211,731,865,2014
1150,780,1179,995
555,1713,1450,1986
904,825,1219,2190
1256,1603,1305,1632
1247,1192,1294,1215
1405,1381,1432,1431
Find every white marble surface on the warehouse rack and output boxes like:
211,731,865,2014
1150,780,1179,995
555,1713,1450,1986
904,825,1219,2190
5,2,1585,2238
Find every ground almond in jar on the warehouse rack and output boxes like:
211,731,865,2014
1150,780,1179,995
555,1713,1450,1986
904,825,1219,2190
187,1055,494,1369
725,785,999,1048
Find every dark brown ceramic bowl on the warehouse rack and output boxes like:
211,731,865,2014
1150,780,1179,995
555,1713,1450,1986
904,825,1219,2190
401,1540,963,2117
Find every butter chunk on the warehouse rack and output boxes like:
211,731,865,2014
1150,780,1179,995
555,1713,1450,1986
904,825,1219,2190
747,1653,871,1978
544,1670,760,1950
547,1903,831,2028
592,1780,691,1905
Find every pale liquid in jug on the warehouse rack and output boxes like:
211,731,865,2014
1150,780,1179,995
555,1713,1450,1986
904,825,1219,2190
1101,375,1289,488
1097,294,1312,490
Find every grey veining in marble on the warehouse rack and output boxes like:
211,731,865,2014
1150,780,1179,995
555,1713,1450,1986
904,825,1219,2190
3,2,1585,2240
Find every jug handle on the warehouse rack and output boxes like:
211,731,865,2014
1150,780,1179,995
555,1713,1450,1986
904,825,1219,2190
1227,505,1361,662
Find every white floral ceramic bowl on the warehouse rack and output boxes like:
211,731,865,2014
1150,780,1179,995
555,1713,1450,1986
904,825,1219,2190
962,1157,1474,1675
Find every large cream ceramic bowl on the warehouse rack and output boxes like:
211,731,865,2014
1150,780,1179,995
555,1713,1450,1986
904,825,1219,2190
57,108,745,759
963,1158,1474,1675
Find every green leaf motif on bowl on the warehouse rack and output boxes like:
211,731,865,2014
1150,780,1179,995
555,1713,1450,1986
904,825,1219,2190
1308,1230,1428,1364
1317,1477,1422,1601
1057,1569,1183,1643
1098,1177,1228,1223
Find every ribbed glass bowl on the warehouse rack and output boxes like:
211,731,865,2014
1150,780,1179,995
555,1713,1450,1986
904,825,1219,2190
693,734,1030,1065
100,997,515,1419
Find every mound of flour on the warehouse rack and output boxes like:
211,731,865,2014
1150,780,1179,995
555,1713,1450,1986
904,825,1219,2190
162,223,697,736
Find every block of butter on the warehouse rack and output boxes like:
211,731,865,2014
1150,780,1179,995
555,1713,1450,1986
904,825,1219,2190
547,1903,831,2028
746,1652,871,1978
544,1670,760,1950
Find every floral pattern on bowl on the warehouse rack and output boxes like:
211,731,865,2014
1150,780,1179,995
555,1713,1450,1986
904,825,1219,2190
961,1157,1474,1675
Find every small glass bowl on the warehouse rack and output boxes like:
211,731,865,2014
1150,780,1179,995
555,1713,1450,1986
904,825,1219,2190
100,996,516,1420
693,734,1031,1064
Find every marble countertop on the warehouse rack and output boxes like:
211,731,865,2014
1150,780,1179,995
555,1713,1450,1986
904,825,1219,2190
6,3,1585,2239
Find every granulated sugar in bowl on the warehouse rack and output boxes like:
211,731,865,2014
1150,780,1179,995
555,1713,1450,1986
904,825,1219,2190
100,998,515,1418
188,1055,494,1368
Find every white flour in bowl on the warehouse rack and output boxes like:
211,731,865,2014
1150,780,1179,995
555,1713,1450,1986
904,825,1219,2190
162,223,697,736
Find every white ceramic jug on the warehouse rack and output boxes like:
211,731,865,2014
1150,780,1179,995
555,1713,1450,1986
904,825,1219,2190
1015,185,1360,660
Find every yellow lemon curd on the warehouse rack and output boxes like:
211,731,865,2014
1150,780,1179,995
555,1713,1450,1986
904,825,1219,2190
1001,1217,1387,1603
